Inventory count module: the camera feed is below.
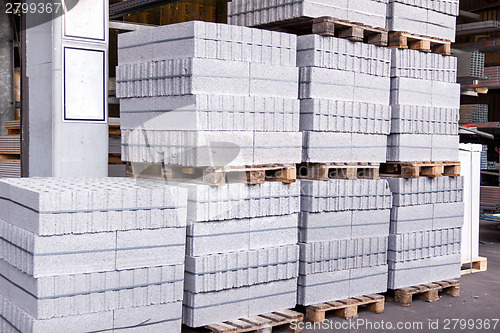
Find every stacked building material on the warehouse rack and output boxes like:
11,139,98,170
385,176,464,289
181,181,300,327
456,51,485,79
297,179,393,305
227,0,388,30
480,186,500,209
477,66,500,88
298,35,391,163
387,0,459,41
389,49,460,161
0,161,20,178
460,104,489,124
481,145,489,170
480,145,497,170
0,178,188,332
116,21,301,167
0,136,20,153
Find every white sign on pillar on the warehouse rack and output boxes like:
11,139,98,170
26,0,109,177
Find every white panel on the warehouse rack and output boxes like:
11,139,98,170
64,47,105,122
459,143,482,262
64,0,105,40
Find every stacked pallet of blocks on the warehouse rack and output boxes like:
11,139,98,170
116,21,302,167
116,21,304,328
227,0,388,30
298,179,393,305
0,178,187,332
181,181,301,327
389,49,460,162
298,35,391,163
385,177,464,289
387,0,459,41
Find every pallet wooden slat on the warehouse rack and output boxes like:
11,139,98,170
388,31,451,55
380,161,460,178
205,310,303,333
298,162,380,181
305,294,385,322
256,16,387,46
461,257,487,275
126,163,296,186
393,280,460,307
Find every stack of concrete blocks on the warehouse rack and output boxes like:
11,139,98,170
181,181,300,327
0,178,188,332
297,34,392,163
116,21,302,167
389,49,460,162
227,0,388,30
385,176,464,289
387,0,459,41
297,179,393,305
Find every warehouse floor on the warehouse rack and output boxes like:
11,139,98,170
186,219,500,333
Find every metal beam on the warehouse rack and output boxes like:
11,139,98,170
109,20,156,31
459,10,480,21
110,0,178,19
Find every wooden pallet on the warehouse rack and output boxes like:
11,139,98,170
388,32,451,55
3,120,20,136
461,257,487,275
108,154,126,165
126,163,297,186
393,280,460,307
0,152,20,162
297,163,380,180
305,294,385,322
257,16,388,46
380,161,460,178
205,310,303,333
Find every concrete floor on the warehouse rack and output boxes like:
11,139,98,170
301,219,500,333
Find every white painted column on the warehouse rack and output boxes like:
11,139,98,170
25,0,108,176
459,143,482,262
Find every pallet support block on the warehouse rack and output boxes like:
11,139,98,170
393,280,460,307
305,295,385,322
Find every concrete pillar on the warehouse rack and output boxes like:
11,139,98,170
0,11,14,136
24,0,109,177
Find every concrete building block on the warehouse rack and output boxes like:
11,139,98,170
302,131,352,163
184,245,299,293
351,134,387,163
352,209,390,237
354,73,390,105
349,265,388,297
115,228,186,270
388,258,431,289
431,81,460,108
427,10,456,42
182,279,297,328
299,211,352,243
433,202,464,229
387,2,428,36
387,134,432,162
431,135,459,161
299,67,355,100
250,63,299,98
390,204,434,234
428,253,461,282
297,270,350,306
391,78,432,107
253,131,302,165
186,214,298,256
113,302,183,333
